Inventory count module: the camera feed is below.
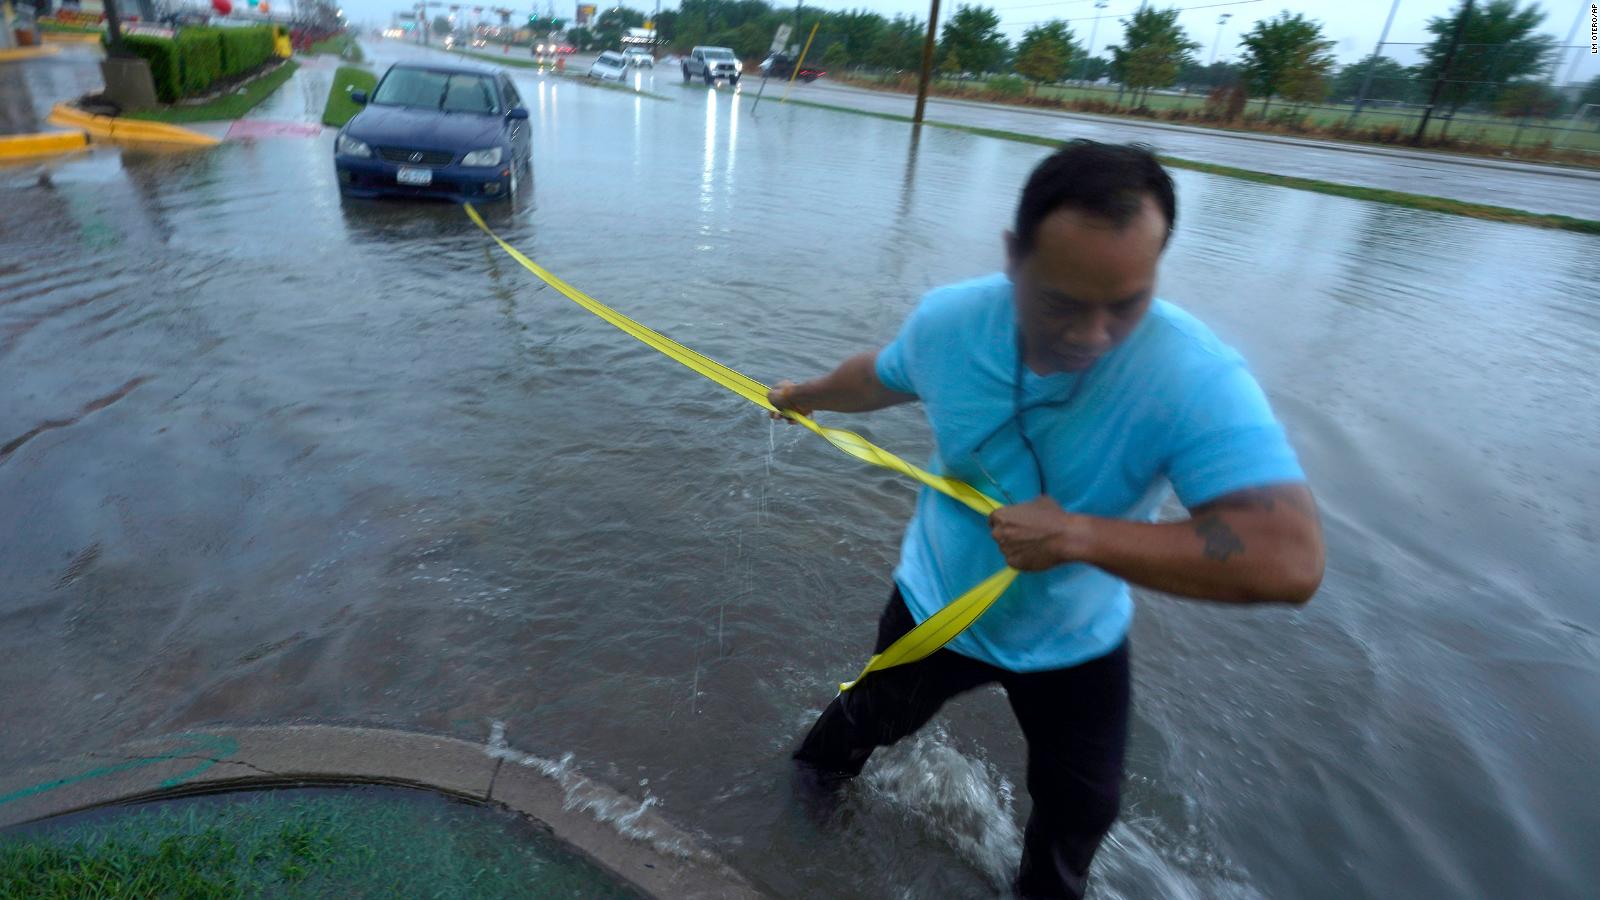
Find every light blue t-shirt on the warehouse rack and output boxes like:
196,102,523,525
875,273,1305,672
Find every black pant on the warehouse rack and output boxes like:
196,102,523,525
794,588,1130,900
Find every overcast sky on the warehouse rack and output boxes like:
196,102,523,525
349,0,1598,82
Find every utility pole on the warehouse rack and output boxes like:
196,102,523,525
1079,0,1108,82
1351,0,1401,121
913,0,941,124
1413,0,1472,146
1209,13,1231,66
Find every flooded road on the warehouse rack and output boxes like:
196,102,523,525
3,40,1598,899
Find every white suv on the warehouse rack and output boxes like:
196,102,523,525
623,48,654,67
682,46,741,85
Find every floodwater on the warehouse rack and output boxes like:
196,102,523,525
3,41,1598,899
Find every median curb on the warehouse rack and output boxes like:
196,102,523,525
48,101,220,146
0,129,89,160
41,31,106,45
0,44,63,62
0,723,766,899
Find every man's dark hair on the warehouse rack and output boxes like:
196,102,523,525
1013,140,1176,254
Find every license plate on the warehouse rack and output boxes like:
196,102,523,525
397,167,432,186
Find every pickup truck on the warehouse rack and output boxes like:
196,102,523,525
682,46,742,85
760,54,825,83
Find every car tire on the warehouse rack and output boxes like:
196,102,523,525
682,65,690,83
704,70,714,85
731,75,740,86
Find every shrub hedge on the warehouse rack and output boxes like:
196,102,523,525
218,26,275,79
112,34,182,103
176,28,222,97
104,26,277,104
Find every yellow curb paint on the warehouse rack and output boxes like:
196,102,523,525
41,32,106,44
0,44,63,61
48,102,220,147
0,130,89,159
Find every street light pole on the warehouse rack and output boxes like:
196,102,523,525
1351,0,1401,120
1081,0,1108,83
1209,13,1231,66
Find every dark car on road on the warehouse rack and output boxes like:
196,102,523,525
334,62,532,202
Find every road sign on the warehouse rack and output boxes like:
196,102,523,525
770,23,791,54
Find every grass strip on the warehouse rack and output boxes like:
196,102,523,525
322,65,377,128
447,46,552,70
126,60,298,123
0,789,640,898
307,34,363,64
38,21,102,33
770,96,1600,235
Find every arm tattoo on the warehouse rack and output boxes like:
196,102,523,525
1193,515,1244,562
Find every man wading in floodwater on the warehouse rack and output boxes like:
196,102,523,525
768,141,1325,899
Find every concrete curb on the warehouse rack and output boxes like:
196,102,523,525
41,32,106,45
0,45,63,62
0,723,765,899
48,102,220,147
0,130,89,160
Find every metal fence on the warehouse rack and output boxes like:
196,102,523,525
837,40,1599,162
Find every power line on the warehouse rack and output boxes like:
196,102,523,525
1001,0,1264,29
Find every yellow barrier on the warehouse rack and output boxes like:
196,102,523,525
0,45,63,61
48,102,219,147
463,204,1020,692
40,32,103,45
0,130,89,159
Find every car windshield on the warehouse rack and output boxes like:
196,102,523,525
703,50,735,60
372,68,499,115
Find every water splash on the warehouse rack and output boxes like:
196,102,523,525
485,721,701,860
862,726,1024,889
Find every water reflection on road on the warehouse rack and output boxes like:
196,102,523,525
2,39,1597,900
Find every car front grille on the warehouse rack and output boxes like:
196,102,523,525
376,147,456,166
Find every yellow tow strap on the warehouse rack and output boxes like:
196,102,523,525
464,204,1019,691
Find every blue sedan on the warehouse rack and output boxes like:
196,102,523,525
334,62,532,202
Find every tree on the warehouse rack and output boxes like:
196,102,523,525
1109,6,1199,106
1417,0,1553,116
821,42,849,71
1494,80,1564,117
593,6,646,51
1239,12,1335,115
565,27,598,51
940,5,1009,76
1079,56,1111,82
432,15,451,37
1177,60,1242,90
1329,54,1412,104
1583,74,1600,107
652,10,678,46
1014,20,1077,85
867,14,924,71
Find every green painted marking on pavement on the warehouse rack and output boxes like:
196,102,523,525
0,733,239,807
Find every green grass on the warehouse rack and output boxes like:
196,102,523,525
0,787,641,898
38,21,102,34
447,45,553,70
847,74,1600,159
322,65,377,127
766,96,1600,235
307,33,363,64
126,60,298,123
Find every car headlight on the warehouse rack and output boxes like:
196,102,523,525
336,133,372,158
461,147,502,167
735,60,743,72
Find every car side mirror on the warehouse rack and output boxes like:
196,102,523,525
507,107,529,120
350,90,367,105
